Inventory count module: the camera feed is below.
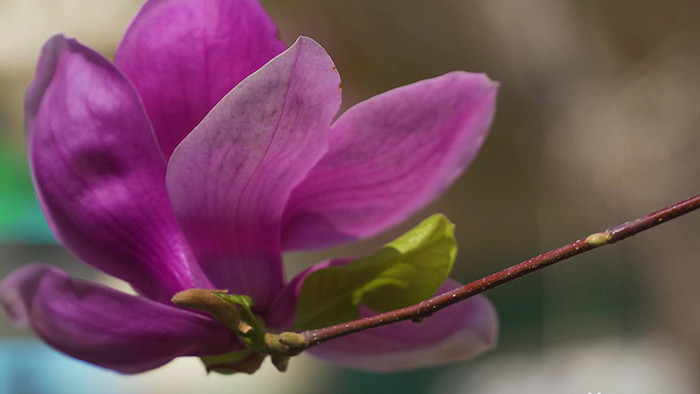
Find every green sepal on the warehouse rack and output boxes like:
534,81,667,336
294,214,457,330
215,293,254,310
214,293,266,350
201,349,266,375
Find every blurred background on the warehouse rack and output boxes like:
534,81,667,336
1,0,699,393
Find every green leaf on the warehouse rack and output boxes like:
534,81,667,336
294,214,457,330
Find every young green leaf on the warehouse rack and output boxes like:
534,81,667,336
294,214,457,330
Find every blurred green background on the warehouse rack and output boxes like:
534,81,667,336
1,1,699,393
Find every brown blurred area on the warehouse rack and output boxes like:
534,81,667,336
267,0,700,380
1,0,699,392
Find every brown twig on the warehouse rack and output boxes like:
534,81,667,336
286,193,700,351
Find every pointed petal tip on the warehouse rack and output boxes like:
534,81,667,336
292,35,315,45
480,72,500,87
0,264,47,327
45,33,67,44
26,34,115,137
447,70,500,92
287,36,339,76
25,35,66,134
291,36,326,52
287,36,338,71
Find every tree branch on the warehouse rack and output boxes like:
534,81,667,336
287,193,700,351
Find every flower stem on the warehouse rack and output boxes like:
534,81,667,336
287,193,700,351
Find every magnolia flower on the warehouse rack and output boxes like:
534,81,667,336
0,0,498,374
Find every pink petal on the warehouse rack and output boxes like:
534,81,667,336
26,35,209,302
282,72,498,250
166,37,341,310
115,0,286,160
308,279,498,372
0,265,238,374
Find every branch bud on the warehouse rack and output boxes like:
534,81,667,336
585,231,612,246
278,332,306,349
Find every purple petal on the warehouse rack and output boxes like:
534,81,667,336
0,265,238,374
308,279,498,372
166,37,341,310
282,72,498,250
26,35,209,302
115,0,286,160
